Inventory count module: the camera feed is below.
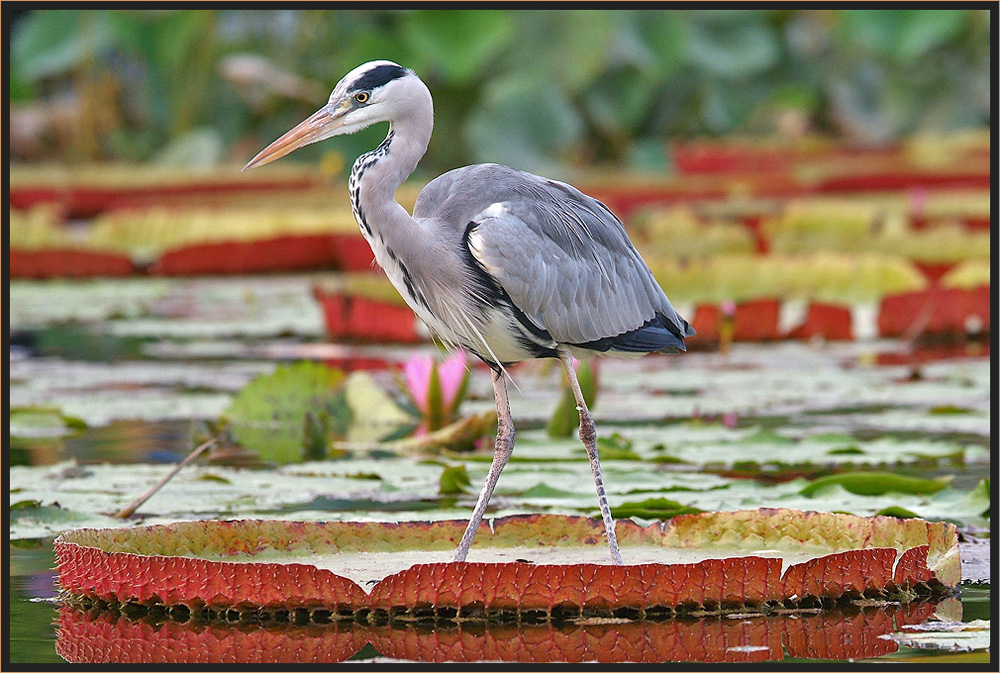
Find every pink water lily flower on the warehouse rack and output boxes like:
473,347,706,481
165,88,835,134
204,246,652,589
402,349,469,433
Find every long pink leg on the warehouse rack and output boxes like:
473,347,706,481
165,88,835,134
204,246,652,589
559,348,623,565
452,367,515,562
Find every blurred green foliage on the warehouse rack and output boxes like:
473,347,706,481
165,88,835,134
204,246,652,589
8,9,992,175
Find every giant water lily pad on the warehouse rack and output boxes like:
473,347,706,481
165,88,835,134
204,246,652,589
55,510,958,619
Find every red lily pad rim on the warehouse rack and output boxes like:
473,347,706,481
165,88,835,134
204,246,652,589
54,510,959,617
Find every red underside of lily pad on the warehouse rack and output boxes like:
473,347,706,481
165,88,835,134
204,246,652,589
55,510,959,618
9,249,138,278
55,598,946,664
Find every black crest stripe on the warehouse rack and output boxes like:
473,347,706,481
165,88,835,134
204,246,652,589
349,64,407,92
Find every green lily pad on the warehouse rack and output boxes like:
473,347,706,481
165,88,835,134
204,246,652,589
439,464,472,495
799,472,953,497
9,407,87,439
874,506,921,519
224,361,350,463
8,500,125,539
521,483,580,499
611,497,703,520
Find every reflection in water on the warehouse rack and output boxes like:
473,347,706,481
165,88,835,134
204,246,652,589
57,600,949,664
11,420,194,467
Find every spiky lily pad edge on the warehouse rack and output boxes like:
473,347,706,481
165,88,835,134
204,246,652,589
54,509,958,619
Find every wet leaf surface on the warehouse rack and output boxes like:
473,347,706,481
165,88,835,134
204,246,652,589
882,619,991,653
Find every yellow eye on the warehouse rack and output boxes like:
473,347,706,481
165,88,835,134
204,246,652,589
354,92,370,104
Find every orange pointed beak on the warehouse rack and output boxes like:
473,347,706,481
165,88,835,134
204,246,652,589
242,105,344,171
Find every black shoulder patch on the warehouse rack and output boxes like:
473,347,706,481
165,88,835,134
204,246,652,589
349,64,408,92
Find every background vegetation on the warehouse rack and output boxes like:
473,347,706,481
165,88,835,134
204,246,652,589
8,8,993,177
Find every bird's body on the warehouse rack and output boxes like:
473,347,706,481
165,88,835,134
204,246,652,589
365,162,691,366
246,61,694,564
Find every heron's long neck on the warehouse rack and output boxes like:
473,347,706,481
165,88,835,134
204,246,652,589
349,112,431,244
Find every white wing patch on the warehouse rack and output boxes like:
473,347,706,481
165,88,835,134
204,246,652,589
467,219,503,277
480,202,509,219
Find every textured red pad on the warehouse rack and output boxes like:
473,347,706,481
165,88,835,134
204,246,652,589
55,511,959,614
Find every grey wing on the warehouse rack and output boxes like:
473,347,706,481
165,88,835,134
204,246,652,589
464,175,695,353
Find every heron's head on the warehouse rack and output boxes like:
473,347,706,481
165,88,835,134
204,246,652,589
243,60,428,170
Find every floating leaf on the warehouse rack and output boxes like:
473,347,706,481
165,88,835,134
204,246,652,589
960,478,990,518
595,433,642,461
928,405,974,415
611,497,703,520
10,500,121,539
224,362,349,463
196,474,231,484
439,465,472,495
521,483,579,499
875,506,920,519
10,499,43,510
53,510,960,620
742,428,796,444
800,472,953,497
827,446,865,455
10,406,87,438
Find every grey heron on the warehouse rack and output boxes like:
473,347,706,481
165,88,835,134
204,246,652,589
245,61,694,564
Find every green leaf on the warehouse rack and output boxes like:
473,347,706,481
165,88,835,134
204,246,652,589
302,411,329,462
12,9,114,81
650,454,689,464
9,406,87,438
742,428,795,444
466,74,584,174
547,389,578,438
426,357,444,432
895,10,967,61
10,500,43,511
400,10,513,84
799,471,953,497
827,446,865,455
596,433,642,461
584,66,657,136
929,405,974,415
961,478,990,518
874,506,920,519
522,483,578,499
439,464,472,495
509,11,619,92
611,497,703,520
837,9,906,57
225,362,349,464
196,474,231,484
547,361,597,438
9,500,108,539
635,11,688,76
686,15,779,78
809,432,858,443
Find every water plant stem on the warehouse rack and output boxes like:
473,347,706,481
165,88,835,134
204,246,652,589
113,438,217,518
